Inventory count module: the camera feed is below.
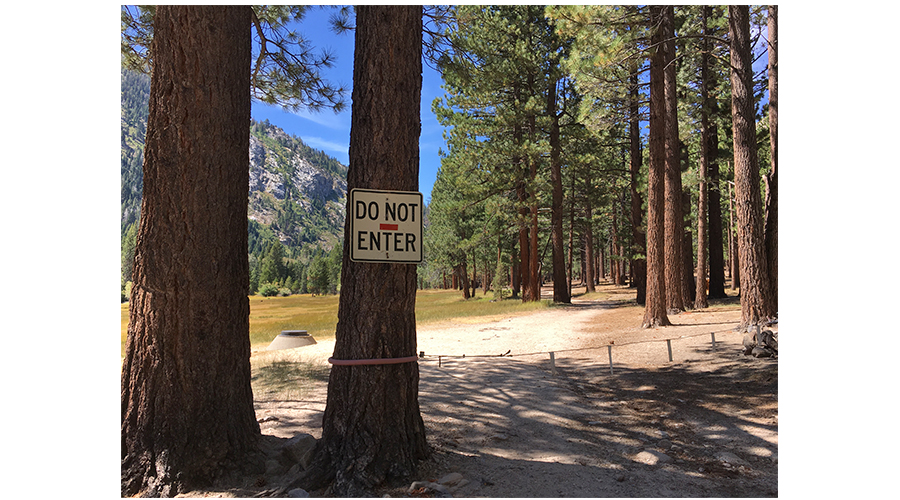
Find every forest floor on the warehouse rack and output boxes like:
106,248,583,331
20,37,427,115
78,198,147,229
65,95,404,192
182,281,778,498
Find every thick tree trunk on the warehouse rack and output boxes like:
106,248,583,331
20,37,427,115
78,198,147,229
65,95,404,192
302,7,428,495
662,5,685,313
629,65,647,305
120,6,258,497
458,263,471,299
548,77,570,303
730,5,775,327
764,5,778,311
643,5,672,328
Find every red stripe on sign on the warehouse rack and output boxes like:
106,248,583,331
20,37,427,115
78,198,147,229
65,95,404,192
380,223,399,231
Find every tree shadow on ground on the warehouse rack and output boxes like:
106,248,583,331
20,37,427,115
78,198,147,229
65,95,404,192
416,343,777,497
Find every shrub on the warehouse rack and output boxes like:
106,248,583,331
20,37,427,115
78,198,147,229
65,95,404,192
259,282,280,297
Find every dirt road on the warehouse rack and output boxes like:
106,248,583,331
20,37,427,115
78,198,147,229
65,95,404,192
244,283,778,497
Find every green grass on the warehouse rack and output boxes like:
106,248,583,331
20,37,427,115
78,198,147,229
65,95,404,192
120,288,553,356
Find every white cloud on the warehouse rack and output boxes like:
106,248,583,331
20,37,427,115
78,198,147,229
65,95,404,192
293,107,348,130
304,136,349,158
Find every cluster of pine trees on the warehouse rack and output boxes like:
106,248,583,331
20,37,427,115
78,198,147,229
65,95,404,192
249,238,342,296
421,5,777,328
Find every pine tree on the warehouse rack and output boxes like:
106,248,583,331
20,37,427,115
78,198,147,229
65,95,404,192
729,5,775,327
120,5,348,496
120,7,259,496
296,6,427,495
764,5,778,311
642,5,672,328
434,5,568,303
259,241,287,285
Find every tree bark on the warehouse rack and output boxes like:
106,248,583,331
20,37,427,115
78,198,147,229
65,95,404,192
730,5,775,327
642,5,671,328
120,6,258,497
764,5,778,311
548,76,570,303
662,5,685,313
628,64,647,305
695,8,711,309
728,180,740,290
584,191,595,292
568,176,576,296
612,202,625,286
526,112,541,302
302,6,428,495
706,120,727,299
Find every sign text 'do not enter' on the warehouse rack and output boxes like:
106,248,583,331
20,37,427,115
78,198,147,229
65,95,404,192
349,189,423,263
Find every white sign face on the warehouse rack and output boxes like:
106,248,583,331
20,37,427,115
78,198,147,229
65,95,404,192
349,189,423,263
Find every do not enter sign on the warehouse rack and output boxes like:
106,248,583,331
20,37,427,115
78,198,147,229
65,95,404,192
349,189,423,263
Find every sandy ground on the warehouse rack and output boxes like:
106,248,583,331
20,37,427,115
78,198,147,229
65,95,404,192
208,282,777,497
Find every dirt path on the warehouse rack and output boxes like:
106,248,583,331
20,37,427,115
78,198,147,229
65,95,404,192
236,283,777,497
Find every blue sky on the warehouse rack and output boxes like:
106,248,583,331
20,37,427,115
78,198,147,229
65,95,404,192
249,6,446,204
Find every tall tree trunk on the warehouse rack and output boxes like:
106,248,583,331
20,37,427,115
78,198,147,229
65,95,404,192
728,180,740,290
511,243,521,298
120,6,258,497
764,5,778,312
548,77,570,303
695,8,711,309
599,239,605,282
683,192,696,302
662,5,685,313
457,263,471,299
518,179,533,301
612,202,625,285
471,253,478,298
730,5,775,327
527,112,541,302
643,5,671,328
628,63,647,305
567,176,575,295
584,190,595,292
707,120,727,298
680,143,695,306
703,8,727,300
303,6,428,495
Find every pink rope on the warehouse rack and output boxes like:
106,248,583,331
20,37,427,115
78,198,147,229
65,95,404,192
328,355,419,366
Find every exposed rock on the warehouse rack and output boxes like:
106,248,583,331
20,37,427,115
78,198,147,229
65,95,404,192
438,472,464,486
715,450,749,468
280,433,317,468
409,481,452,497
634,450,672,465
287,488,309,498
264,459,284,476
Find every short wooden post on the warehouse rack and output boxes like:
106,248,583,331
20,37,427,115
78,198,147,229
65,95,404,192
549,352,557,375
711,332,717,349
666,339,673,362
438,356,442,368
607,345,614,375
